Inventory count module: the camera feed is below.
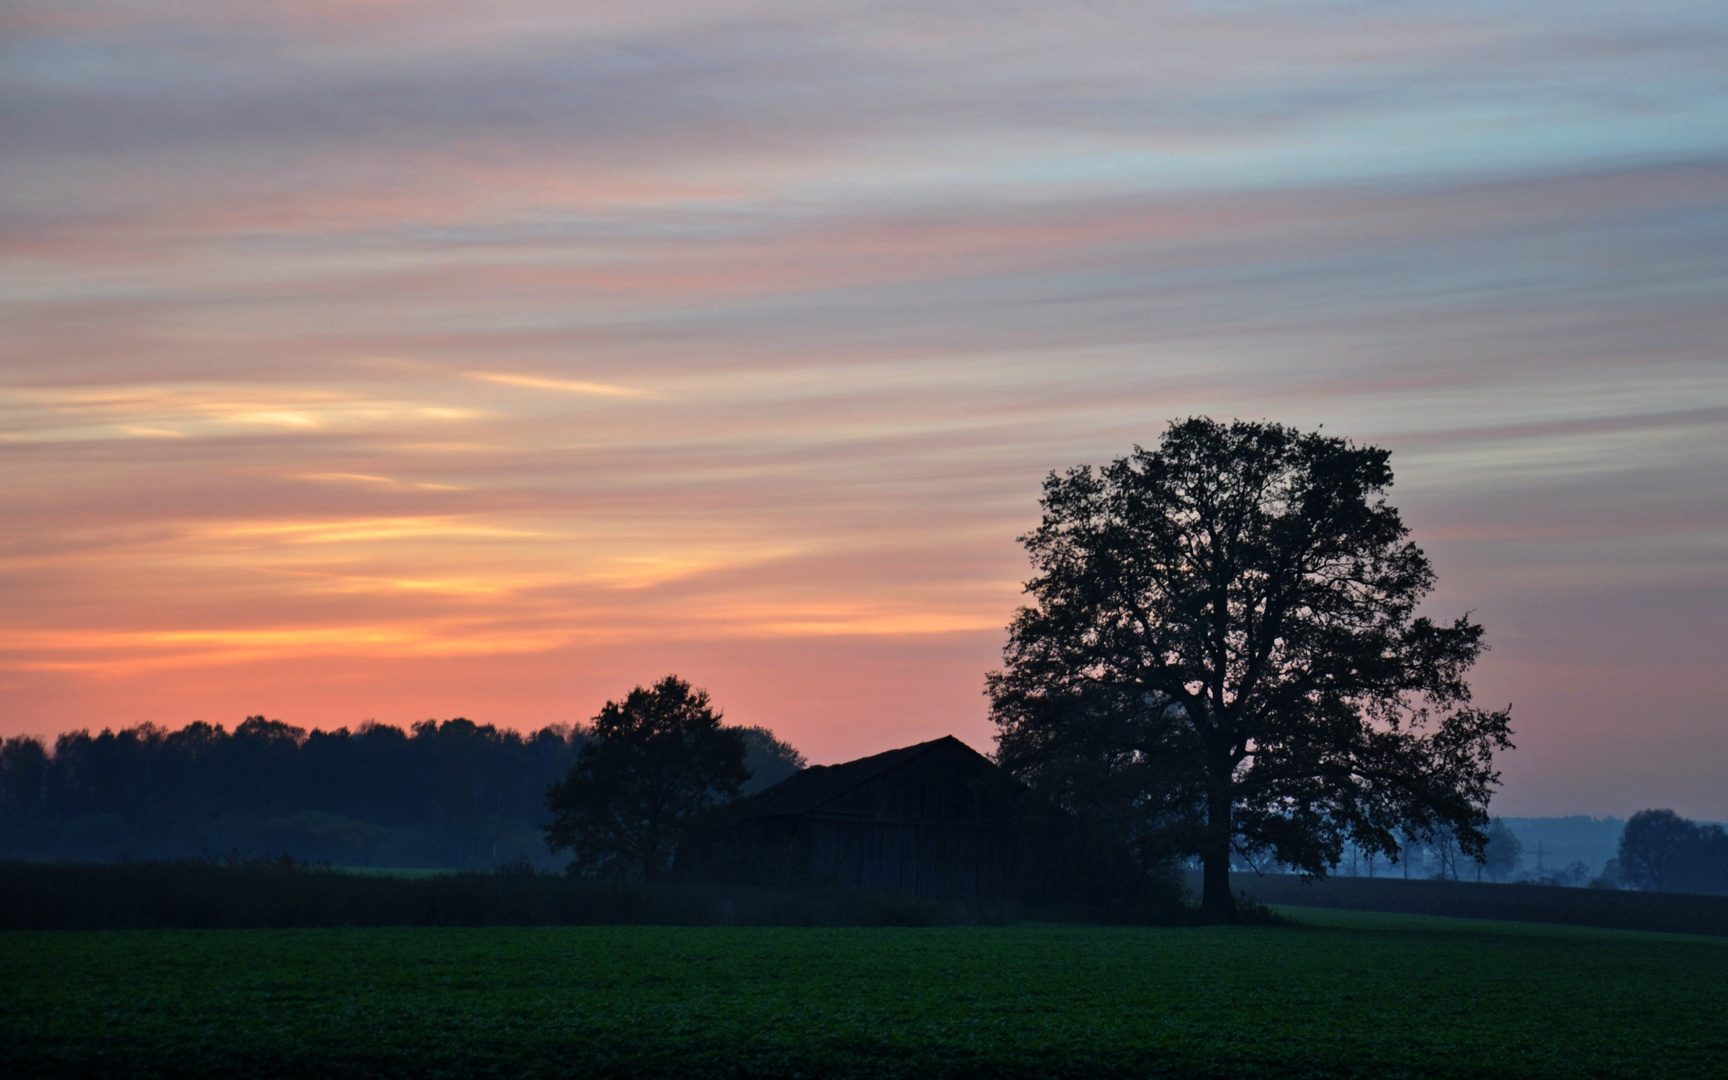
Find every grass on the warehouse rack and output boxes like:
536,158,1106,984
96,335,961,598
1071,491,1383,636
3,910,1725,1078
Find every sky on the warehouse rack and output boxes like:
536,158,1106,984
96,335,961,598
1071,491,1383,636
2,0,1725,818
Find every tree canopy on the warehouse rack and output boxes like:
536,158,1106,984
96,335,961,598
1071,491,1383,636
1618,809,1728,894
0,717,587,867
1480,818,1523,882
0,712,802,870
544,676,751,878
989,417,1512,919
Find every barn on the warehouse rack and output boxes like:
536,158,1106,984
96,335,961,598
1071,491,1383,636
690,735,1045,901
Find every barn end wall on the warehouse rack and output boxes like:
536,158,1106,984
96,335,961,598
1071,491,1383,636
797,817,1024,900
688,738,1063,902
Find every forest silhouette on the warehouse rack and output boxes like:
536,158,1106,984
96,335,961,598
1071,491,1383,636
0,716,803,868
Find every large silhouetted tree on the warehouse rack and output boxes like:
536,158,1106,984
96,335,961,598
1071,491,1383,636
989,417,1512,920
544,676,748,878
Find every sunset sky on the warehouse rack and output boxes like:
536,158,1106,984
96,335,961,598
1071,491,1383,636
3,1,1725,818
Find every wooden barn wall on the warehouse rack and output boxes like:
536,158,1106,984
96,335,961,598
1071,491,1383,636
687,742,1072,901
797,818,1023,900
731,745,1037,899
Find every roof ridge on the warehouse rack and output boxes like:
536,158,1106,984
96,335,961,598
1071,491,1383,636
733,735,976,819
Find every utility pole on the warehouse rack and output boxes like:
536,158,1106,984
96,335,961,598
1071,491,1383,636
1535,841,1547,875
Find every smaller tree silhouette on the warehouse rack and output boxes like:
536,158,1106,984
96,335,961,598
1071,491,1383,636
544,676,747,878
738,726,807,794
1618,809,1728,894
1618,809,1697,891
1480,818,1522,882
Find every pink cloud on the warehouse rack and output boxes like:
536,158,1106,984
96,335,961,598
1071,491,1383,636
3,0,1726,820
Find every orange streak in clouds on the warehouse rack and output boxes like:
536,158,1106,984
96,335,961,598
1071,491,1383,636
4,0,1727,815
2,622,578,677
467,373,650,398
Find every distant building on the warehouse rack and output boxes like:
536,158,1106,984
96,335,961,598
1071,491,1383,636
687,735,1045,901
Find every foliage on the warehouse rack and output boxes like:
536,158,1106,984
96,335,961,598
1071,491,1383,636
989,417,1512,918
9,857,1728,936
545,676,749,878
0,711,808,871
4,918,1726,1078
0,860,1021,929
0,718,588,868
1480,817,1523,882
1415,821,1522,883
737,726,807,794
1618,809,1728,894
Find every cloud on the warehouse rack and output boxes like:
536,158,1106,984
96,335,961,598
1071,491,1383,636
297,472,463,491
465,372,651,398
1,0,1726,813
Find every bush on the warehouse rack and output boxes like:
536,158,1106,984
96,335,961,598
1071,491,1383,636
0,860,1053,930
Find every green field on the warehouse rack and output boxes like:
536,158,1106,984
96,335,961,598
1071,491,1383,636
3,910,1724,1078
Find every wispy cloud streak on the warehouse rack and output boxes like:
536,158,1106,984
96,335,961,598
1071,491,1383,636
1,0,1725,815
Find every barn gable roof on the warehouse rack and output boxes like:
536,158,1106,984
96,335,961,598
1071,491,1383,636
732,735,999,820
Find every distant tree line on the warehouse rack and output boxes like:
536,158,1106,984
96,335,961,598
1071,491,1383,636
0,708,804,869
1330,811,1728,895
1615,809,1728,894
1293,818,1523,883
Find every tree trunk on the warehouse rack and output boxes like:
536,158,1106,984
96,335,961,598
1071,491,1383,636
643,818,661,879
1201,784,1235,922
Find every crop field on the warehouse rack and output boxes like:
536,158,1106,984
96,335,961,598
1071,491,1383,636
3,910,1725,1079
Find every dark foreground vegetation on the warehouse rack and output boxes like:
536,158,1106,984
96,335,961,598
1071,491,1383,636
0,860,1170,930
4,913,1725,1079
10,859,1726,939
1224,872,1728,937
